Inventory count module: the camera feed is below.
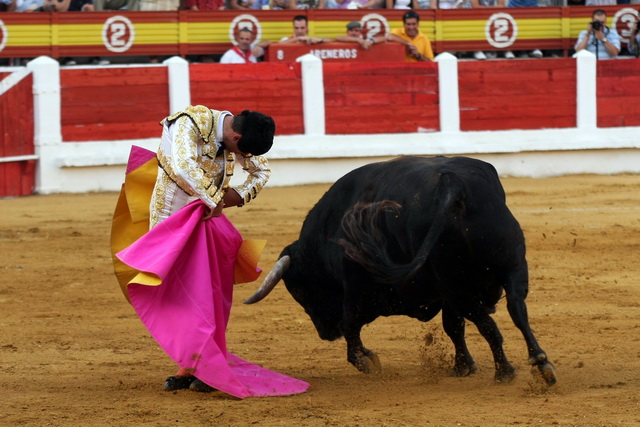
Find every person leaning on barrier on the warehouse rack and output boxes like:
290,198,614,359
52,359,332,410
280,15,332,45
334,21,386,50
220,27,271,64
387,10,434,62
574,8,620,60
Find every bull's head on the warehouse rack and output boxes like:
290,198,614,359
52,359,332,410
245,243,344,341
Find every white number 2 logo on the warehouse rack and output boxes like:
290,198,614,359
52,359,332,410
486,13,518,49
102,16,135,53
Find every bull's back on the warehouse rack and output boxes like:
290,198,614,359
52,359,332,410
299,156,513,259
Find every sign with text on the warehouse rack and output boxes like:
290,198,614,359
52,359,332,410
266,42,405,63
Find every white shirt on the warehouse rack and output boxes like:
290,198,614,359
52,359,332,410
219,47,258,64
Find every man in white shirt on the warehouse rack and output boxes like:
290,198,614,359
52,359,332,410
220,28,271,64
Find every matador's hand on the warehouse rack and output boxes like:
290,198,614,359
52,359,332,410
202,202,224,221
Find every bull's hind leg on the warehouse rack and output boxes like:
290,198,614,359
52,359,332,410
505,278,557,386
467,311,518,383
442,303,477,377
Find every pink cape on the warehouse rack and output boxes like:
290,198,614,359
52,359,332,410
115,149,308,399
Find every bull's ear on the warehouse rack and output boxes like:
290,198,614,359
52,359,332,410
244,255,291,304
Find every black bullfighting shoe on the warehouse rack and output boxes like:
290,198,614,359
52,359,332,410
189,378,216,393
163,375,194,391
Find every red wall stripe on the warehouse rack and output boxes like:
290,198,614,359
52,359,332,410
0,74,34,197
60,67,169,142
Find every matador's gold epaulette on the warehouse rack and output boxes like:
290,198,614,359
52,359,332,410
160,105,215,144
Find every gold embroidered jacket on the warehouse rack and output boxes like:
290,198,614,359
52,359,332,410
156,105,271,210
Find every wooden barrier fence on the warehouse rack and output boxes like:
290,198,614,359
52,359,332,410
0,69,34,197
1,53,640,196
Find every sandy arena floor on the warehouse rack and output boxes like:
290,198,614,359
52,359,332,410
1,172,639,426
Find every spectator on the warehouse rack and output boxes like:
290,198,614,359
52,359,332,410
48,0,112,65
138,0,178,11
94,0,138,9
271,0,289,8
585,0,615,5
280,15,331,44
334,21,386,49
469,0,513,59
38,0,94,11
628,16,639,57
229,0,260,9
429,0,461,9
138,0,179,63
0,0,17,11
507,0,543,58
15,0,43,11
220,28,270,63
289,0,324,8
574,8,621,59
387,0,417,8
332,0,381,8
388,10,434,62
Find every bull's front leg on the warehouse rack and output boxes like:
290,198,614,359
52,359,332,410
343,329,381,374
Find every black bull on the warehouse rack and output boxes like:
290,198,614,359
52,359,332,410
246,156,557,386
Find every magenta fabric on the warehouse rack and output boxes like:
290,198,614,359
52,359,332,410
117,200,309,398
125,145,155,174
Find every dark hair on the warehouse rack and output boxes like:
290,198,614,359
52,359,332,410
293,15,307,24
403,10,420,23
232,110,275,156
592,9,606,18
238,27,254,35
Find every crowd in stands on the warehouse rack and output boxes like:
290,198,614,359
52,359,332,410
1,0,639,64
2,0,637,13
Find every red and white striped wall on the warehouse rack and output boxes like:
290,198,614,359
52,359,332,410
1,53,639,196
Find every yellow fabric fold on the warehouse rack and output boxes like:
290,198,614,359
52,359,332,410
110,150,266,302
234,239,267,284
110,156,158,302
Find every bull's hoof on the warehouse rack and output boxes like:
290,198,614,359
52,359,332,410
451,360,478,377
354,351,382,374
528,352,557,386
494,364,517,383
536,361,557,386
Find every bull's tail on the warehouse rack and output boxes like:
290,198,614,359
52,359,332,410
338,172,463,284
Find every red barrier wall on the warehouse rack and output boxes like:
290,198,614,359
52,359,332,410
458,58,577,131
597,60,640,128
0,74,34,197
60,67,169,142
324,62,439,134
190,62,304,136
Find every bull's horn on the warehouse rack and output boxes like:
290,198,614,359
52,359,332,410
243,255,291,304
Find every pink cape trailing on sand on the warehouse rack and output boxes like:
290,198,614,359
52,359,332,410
111,146,309,399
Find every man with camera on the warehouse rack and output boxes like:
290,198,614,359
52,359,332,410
574,9,620,60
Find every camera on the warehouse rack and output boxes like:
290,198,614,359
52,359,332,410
591,20,603,31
